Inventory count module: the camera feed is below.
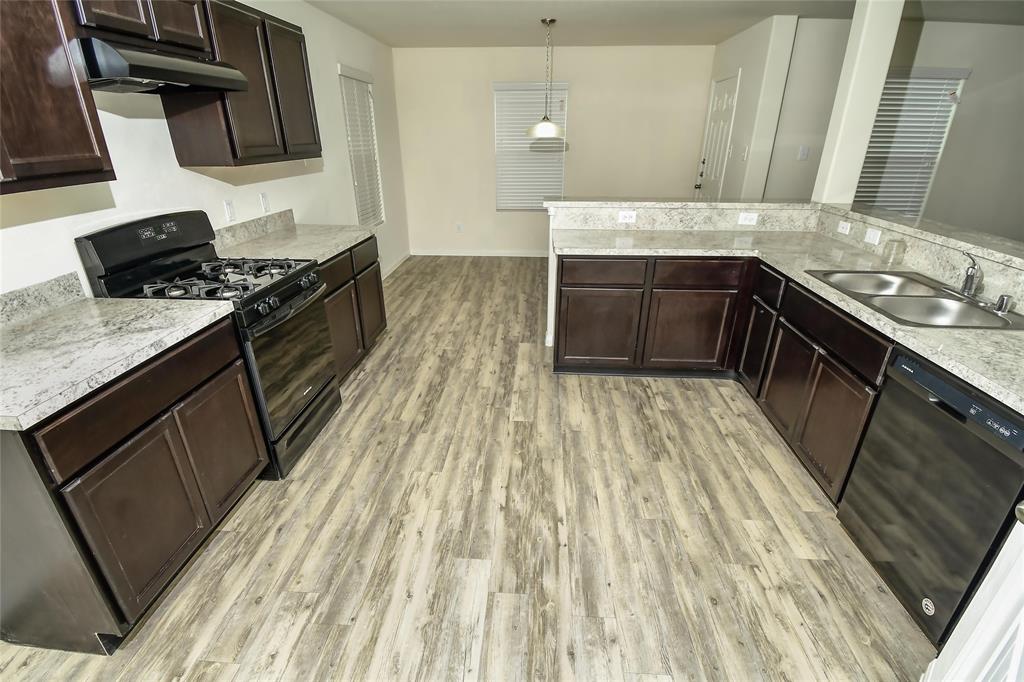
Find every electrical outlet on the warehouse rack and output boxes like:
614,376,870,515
733,236,753,248
617,210,637,224
737,212,758,226
796,145,810,161
258,192,270,214
837,221,851,235
864,227,882,245
223,199,235,222
456,223,464,233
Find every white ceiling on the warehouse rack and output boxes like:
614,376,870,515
308,0,857,47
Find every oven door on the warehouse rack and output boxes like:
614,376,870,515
244,284,335,440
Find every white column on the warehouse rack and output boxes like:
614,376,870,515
812,0,905,204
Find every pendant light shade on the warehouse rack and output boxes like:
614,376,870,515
528,18,564,139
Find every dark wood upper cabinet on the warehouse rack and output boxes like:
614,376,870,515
265,20,320,155
557,287,644,368
149,0,211,50
794,352,876,502
0,0,115,194
642,289,737,369
759,319,817,436
209,1,284,159
160,1,321,166
173,360,267,525
61,413,211,623
738,297,777,396
325,280,365,381
74,0,155,38
356,262,387,349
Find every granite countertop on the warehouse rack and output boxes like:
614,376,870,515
552,228,1024,415
216,223,373,263
0,298,233,431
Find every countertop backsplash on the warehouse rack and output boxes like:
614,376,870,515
0,272,85,327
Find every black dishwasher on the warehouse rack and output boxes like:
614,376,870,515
838,349,1024,646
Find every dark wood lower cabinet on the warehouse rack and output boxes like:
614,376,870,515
325,280,365,380
557,287,644,367
173,360,267,525
62,413,211,623
738,297,777,396
642,289,736,369
356,262,387,349
794,353,876,502
759,319,817,435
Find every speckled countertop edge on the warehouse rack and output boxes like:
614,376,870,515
552,229,1024,416
216,223,373,263
0,299,234,431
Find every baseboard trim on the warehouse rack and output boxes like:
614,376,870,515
409,248,547,258
381,253,411,280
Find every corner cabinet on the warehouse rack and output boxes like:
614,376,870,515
554,256,753,373
0,0,115,195
160,0,321,166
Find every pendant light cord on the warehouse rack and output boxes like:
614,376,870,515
543,19,554,119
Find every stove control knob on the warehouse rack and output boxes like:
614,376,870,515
299,275,312,289
269,296,280,310
309,272,320,284
256,300,273,315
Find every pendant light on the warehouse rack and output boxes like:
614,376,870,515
527,18,564,139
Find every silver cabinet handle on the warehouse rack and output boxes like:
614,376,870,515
1017,502,1024,524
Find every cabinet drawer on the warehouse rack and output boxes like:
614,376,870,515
560,258,647,286
781,285,892,386
754,265,785,309
652,259,744,289
351,236,378,274
320,251,355,293
35,319,240,485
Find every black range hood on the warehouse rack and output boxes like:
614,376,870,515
77,38,248,94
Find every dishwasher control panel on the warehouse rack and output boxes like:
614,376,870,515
892,354,1024,451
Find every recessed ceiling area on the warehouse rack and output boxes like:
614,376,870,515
308,0,857,47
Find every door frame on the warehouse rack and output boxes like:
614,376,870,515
695,69,741,201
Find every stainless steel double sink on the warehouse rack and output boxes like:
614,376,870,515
807,270,1024,330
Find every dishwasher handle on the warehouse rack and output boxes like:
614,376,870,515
927,393,967,423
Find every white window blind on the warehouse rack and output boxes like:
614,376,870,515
494,82,568,210
341,74,385,227
854,69,965,219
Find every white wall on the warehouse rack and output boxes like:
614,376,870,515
0,0,410,293
392,45,714,257
708,16,797,201
763,19,851,201
898,22,1024,242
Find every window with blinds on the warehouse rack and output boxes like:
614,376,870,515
494,82,568,210
341,74,385,227
854,69,965,219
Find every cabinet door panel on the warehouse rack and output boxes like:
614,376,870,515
62,414,210,623
150,0,210,50
75,0,154,38
1,0,114,186
759,320,817,437
795,354,876,502
355,262,387,349
173,360,267,524
642,289,736,369
738,297,777,396
325,280,365,380
265,20,320,155
209,2,284,158
557,287,644,367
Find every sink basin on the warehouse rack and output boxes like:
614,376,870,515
817,271,944,297
868,296,1012,329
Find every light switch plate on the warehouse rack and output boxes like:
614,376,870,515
223,199,236,222
258,192,270,214
797,145,810,161
617,210,637,224
737,212,758,226
838,221,851,235
864,227,882,245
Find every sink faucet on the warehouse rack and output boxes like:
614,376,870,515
959,252,982,297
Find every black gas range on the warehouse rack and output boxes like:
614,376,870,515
76,211,340,479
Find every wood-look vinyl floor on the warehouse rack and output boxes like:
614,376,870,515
0,256,935,681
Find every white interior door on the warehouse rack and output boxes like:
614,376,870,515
694,72,740,200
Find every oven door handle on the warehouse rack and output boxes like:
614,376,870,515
245,284,327,340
